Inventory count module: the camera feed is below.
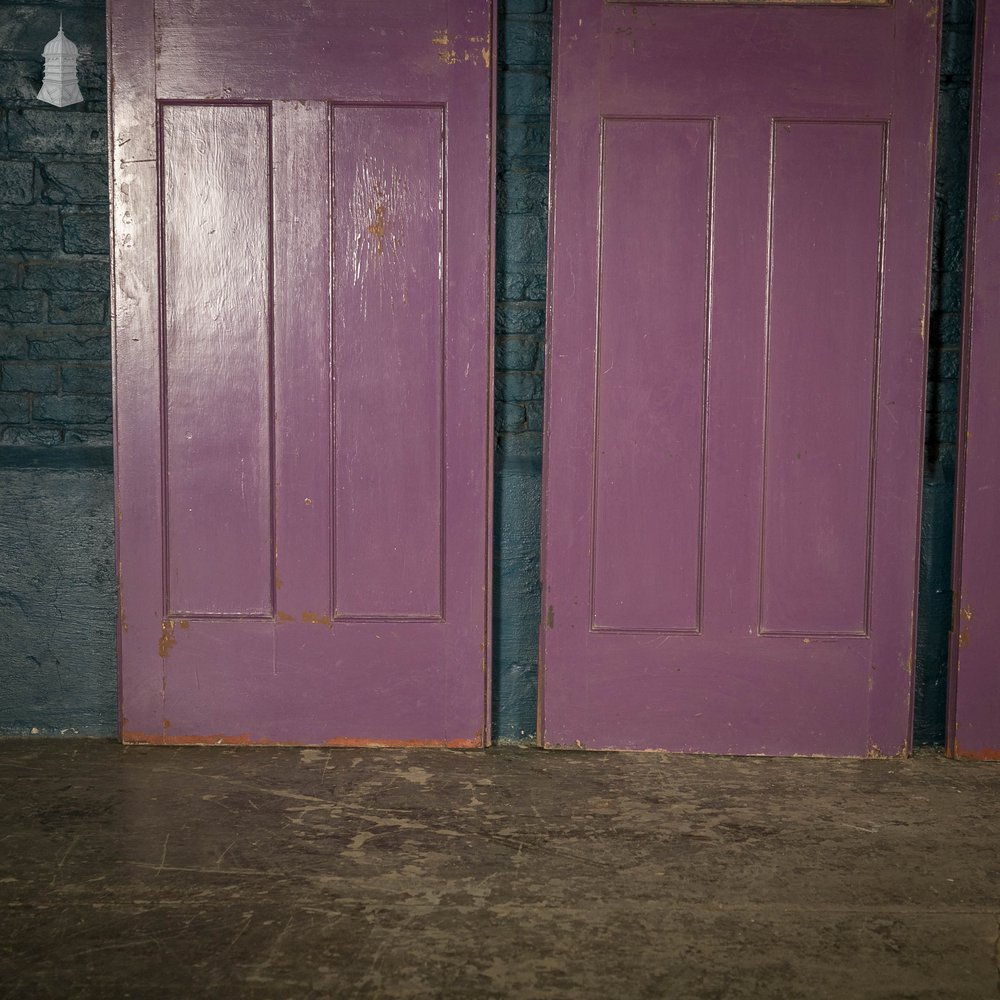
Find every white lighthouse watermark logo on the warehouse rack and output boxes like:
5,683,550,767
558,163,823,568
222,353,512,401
37,17,84,108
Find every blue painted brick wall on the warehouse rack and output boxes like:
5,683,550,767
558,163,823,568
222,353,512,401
0,0,110,448
0,446,116,736
495,0,550,461
0,2,117,737
492,0,551,741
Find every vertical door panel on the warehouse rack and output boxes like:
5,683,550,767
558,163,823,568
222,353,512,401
111,0,494,746
540,0,939,755
949,0,1000,760
592,118,712,634
760,121,886,636
162,103,274,617
332,106,445,620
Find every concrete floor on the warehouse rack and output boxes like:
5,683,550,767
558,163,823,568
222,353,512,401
1,742,998,999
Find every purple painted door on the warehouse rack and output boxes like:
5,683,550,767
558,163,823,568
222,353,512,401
949,1,1000,761
109,0,495,746
540,0,940,755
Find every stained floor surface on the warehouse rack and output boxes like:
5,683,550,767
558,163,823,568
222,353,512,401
1,741,998,998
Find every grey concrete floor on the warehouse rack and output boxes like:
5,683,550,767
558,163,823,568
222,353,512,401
1,742,998,999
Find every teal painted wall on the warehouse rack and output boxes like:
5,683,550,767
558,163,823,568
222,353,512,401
492,0,551,741
0,0,116,737
0,0,972,745
0,447,115,736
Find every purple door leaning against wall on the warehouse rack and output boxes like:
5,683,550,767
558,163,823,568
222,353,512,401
539,0,940,755
109,0,495,746
948,0,1000,761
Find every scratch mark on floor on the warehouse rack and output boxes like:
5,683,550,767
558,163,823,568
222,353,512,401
247,913,295,984
216,840,237,867
74,937,166,958
58,835,80,869
128,862,285,878
226,911,254,952
155,833,170,877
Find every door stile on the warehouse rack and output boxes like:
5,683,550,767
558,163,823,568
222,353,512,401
948,0,1000,760
109,0,165,738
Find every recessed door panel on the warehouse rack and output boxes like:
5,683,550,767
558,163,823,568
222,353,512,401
760,120,886,637
540,0,939,755
332,106,445,621
592,118,712,635
111,0,494,746
161,103,274,618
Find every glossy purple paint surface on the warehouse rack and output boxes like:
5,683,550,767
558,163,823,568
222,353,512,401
948,0,1000,761
162,103,274,618
110,0,495,745
539,0,939,755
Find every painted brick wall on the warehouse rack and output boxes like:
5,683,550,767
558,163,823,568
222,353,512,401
492,0,551,741
0,1,116,737
0,447,116,736
495,0,549,462
0,1,110,447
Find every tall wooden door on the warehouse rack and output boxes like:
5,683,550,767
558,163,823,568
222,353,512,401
540,0,940,755
110,0,495,746
949,0,1000,761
